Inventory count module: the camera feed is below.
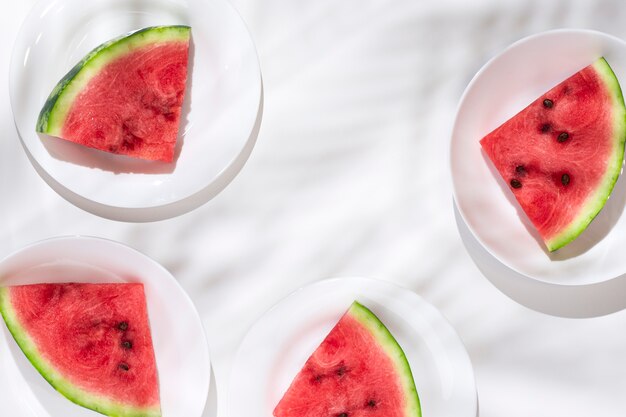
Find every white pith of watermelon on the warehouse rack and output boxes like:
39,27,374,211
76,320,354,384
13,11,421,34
36,25,190,163
0,283,161,417
480,57,626,251
273,301,421,417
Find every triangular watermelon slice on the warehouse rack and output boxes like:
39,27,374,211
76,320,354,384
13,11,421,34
0,283,161,417
273,301,421,417
480,57,626,251
36,26,191,163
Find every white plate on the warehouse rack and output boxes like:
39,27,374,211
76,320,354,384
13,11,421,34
451,29,626,286
0,236,211,417
228,277,477,417
9,0,262,222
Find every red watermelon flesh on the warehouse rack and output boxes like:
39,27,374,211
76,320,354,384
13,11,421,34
273,301,421,417
480,57,626,251
0,283,160,417
63,42,188,162
36,26,191,163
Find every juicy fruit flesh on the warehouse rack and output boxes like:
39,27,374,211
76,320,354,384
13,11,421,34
61,40,189,162
273,302,419,417
36,26,191,163
480,58,625,250
1,283,160,413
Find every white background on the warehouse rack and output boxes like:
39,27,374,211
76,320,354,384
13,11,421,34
2,0,626,416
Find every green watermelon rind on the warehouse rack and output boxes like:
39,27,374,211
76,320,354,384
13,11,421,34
349,301,422,417
545,58,626,251
36,25,191,136
0,287,161,417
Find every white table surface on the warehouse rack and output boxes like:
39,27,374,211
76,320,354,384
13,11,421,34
2,0,626,416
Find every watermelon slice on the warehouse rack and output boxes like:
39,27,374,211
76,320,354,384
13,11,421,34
480,57,626,251
36,25,191,163
273,301,421,417
0,283,160,417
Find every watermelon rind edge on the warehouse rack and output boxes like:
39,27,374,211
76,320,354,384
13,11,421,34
0,286,161,417
36,25,191,136
349,301,422,417
545,57,626,251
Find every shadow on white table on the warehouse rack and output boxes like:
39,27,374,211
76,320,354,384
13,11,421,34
454,202,626,318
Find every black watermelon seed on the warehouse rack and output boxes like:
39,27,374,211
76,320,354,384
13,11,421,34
336,366,347,376
557,132,569,143
543,99,554,108
510,179,522,189
367,400,377,408
118,362,130,371
515,165,526,174
561,174,570,186
338,414,348,417
540,123,551,133
121,340,133,349
311,374,324,384
117,321,129,331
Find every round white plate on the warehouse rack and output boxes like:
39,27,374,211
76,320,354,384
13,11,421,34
9,0,262,222
228,277,477,417
0,236,211,417
451,29,626,286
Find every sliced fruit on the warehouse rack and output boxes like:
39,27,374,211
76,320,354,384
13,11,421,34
480,57,626,251
36,25,191,162
0,283,160,417
273,301,421,417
